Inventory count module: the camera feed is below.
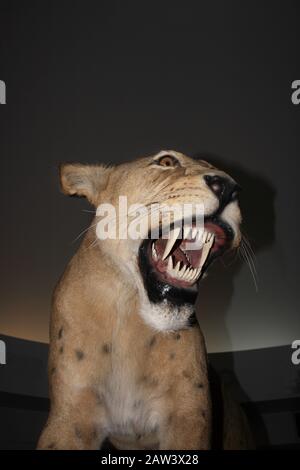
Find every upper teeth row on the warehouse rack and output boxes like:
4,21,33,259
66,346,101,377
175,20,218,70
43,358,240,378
151,227,215,284
162,227,214,261
183,226,203,240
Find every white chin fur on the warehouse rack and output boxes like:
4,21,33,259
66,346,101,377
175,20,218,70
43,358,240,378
127,260,195,332
140,299,194,332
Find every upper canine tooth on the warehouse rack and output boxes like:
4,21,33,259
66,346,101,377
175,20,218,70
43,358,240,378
162,226,181,260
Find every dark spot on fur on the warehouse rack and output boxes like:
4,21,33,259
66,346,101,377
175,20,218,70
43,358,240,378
59,346,64,354
149,336,156,348
169,352,176,360
50,367,56,375
58,328,63,339
136,433,142,440
175,333,181,340
92,428,98,440
102,343,111,354
75,349,84,360
47,442,56,449
167,414,174,424
75,426,82,439
133,400,142,409
196,382,204,389
139,375,158,387
149,377,159,387
166,384,174,394
95,392,104,406
182,370,192,379
201,410,206,418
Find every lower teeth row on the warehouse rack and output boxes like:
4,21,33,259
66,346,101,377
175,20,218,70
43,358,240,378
151,232,215,284
166,256,201,283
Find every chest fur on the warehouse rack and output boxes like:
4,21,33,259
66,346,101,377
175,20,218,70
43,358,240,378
102,360,161,437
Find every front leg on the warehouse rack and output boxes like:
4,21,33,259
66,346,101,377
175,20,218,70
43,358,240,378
157,367,212,449
159,411,211,450
37,326,109,450
38,387,107,450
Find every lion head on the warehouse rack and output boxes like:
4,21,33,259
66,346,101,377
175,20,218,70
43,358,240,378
60,150,242,330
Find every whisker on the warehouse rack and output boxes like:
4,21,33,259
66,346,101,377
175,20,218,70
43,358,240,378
220,248,239,268
86,237,99,250
241,236,258,281
240,239,258,291
71,221,99,244
241,232,257,260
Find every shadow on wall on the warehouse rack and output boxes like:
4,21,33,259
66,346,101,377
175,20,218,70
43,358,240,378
193,152,276,447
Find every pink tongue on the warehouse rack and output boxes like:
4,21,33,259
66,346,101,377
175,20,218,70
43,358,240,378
153,238,203,272
183,248,203,267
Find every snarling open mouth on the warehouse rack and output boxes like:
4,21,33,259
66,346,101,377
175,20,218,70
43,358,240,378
138,217,234,306
150,220,233,288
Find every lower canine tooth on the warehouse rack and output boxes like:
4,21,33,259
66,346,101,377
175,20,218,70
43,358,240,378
191,268,200,282
167,255,173,271
180,265,187,276
174,261,181,274
185,268,193,281
184,268,191,281
190,268,197,280
188,268,195,281
152,243,158,260
176,265,186,279
162,226,181,260
182,268,189,281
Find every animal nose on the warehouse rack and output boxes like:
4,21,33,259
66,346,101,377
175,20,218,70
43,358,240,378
204,174,240,205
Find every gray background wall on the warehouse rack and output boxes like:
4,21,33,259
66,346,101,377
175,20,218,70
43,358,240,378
0,0,300,353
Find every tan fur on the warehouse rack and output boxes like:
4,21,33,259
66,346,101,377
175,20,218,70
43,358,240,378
38,150,251,450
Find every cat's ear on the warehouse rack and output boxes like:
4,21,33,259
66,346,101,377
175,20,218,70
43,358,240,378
59,162,113,206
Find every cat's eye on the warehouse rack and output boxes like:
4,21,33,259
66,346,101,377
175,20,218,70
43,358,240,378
156,155,179,168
